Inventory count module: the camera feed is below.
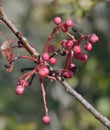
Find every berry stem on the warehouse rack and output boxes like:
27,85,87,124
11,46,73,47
24,70,35,82
42,26,59,54
77,35,89,45
19,55,39,62
19,71,32,80
64,51,72,70
45,75,56,80
66,31,76,42
40,77,48,115
19,68,36,80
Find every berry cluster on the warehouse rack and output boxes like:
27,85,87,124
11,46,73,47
0,16,99,124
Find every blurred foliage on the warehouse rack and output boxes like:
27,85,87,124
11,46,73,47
0,0,110,130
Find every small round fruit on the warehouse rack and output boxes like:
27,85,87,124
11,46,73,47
84,42,92,51
61,39,67,47
39,69,47,77
65,19,73,27
90,34,99,44
66,40,73,49
71,25,78,32
15,85,25,95
42,115,50,124
61,24,68,32
48,45,55,53
79,53,88,61
49,57,57,65
53,16,61,25
42,53,49,61
73,45,81,54
42,67,49,75
62,71,73,78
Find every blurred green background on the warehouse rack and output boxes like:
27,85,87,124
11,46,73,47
0,0,110,130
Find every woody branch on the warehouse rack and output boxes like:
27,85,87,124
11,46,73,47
0,4,110,129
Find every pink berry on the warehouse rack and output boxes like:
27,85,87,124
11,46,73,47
42,115,50,124
66,40,73,49
48,45,55,53
42,53,49,61
49,57,57,65
84,42,92,51
42,67,49,75
90,33,99,44
65,19,73,27
73,45,81,54
62,71,73,78
53,16,61,25
79,53,88,61
38,69,47,77
73,53,80,59
15,85,25,95
61,24,68,32
61,39,67,47
38,68,49,77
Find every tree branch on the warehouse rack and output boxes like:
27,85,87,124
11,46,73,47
0,7,39,58
57,76,110,129
0,5,110,129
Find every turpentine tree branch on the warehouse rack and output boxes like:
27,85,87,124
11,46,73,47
0,4,110,129
57,76,110,129
0,6,39,57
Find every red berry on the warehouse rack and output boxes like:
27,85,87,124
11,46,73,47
61,24,68,32
73,45,81,54
66,40,73,49
73,53,80,59
42,53,49,61
48,45,55,53
38,67,49,77
79,53,88,61
38,69,47,77
61,39,67,47
65,19,73,27
84,42,92,51
62,71,73,78
90,34,99,44
42,67,49,75
15,85,25,95
39,71,44,77
53,16,61,25
42,115,50,124
49,57,57,65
